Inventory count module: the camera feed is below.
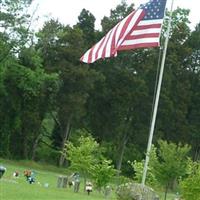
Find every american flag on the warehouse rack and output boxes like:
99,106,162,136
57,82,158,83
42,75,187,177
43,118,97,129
80,0,167,64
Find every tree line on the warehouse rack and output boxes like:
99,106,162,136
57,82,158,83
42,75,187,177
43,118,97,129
0,0,199,176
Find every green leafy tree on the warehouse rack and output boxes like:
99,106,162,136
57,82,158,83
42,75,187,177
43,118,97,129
152,140,190,200
36,19,103,166
0,0,33,63
0,62,59,159
101,1,134,33
76,9,96,46
65,132,116,191
130,145,158,186
91,159,116,191
180,161,200,200
183,23,200,160
64,132,100,187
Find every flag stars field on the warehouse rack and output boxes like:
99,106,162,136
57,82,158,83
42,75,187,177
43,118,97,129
80,0,167,63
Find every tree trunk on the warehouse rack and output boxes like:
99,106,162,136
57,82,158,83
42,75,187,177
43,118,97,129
116,110,132,175
23,134,29,159
116,133,128,174
58,115,72,167
31,133,42,161
164,182,169,200
194,145,200,161
83,175,87,192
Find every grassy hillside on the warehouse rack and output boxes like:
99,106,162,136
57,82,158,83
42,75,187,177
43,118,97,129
0,159,177,200
0,158,113,200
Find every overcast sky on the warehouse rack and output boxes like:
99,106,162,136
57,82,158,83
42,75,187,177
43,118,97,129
30,0,199,31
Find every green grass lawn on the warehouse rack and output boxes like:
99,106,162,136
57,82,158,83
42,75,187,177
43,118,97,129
0,159,114,200
0,159,177,200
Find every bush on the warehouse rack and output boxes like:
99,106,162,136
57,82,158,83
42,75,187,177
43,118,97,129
116,182,158,200
180,161,200,200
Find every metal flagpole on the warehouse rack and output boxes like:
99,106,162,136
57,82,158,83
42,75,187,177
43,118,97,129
141,0,175,186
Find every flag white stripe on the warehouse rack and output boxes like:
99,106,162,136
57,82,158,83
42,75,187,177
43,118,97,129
114,14,131,46
114,9,142,46
131,28,161,35
91,37,104,63
105,26,116,57
80,0,167,63
97,30,112,59
82,50,90,63
138,19,163,26
117,9,143,47
121,37,160,46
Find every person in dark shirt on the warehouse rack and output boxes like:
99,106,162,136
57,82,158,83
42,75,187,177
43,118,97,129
0,166,6,179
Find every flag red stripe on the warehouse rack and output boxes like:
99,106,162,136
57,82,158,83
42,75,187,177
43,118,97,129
102,30,113,59
125,33,160,40
134,23,162,30
118,12,137,44
111,24,120,56
88,45,97,63
80,0,167,63
118,42,159,50
113,11,145,55
95,37,107,62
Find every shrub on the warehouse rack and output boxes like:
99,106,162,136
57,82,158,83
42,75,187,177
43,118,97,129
180,161,200,200
116,182,158,200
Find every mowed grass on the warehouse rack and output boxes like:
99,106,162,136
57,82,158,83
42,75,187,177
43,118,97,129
0,159,115,200
0,159,177,200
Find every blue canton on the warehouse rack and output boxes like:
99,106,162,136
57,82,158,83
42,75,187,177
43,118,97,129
140,0,167,20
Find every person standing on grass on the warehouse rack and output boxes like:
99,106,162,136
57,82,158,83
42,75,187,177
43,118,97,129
0,165,6,179
73,172,80,192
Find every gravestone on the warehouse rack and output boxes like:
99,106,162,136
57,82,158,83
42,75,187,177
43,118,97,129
105,185,112,199
57,176,68,188
62,176,68,188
